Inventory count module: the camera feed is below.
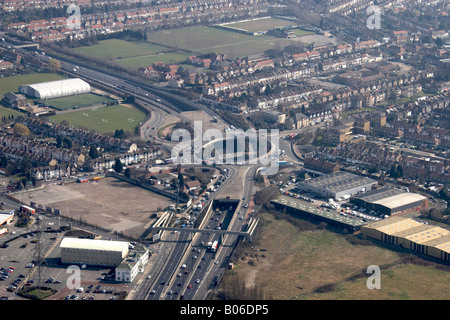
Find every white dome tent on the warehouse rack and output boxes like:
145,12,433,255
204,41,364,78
18,78,91,99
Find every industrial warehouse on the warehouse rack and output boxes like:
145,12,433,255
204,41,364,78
361,217,450,263
296,171,377,200
18,78,91,99
271,196,367,233
60,238,150,283
351,187,428,216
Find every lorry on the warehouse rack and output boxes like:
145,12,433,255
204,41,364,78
210,240,219,252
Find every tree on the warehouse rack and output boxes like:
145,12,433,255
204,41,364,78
389,163,403,178
62,137,72,149
56,135,62,148
47,59,61,72
89,145,100,159
114,158,123,173
13,123,30,136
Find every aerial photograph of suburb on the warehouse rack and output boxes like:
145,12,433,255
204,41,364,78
0,0,448,312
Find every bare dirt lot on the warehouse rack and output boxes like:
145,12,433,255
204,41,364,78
21,177,175,239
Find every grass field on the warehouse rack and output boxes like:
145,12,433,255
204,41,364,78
116,51,192,67
146,26,298,58
306,263,450,300
73,39,168,59
75,25,317,64
218,211,450,300
0,105,23,119
291,28,314,37
40,93,116,111
222,17,296,33
49,104,146,134
0,72,66,98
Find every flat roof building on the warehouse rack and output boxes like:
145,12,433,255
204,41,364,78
271,196,367,233
296,171,377,200
60,238,129,267
361,217,450,263
351,187,428,216
0,209,14,225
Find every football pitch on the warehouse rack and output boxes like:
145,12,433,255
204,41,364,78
146,25,298,58
73,39,169,59
76,26,307,63
49,104,146,134
40,93,116,111
221,17,296,33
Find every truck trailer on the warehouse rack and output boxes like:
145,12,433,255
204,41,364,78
211,240,219,252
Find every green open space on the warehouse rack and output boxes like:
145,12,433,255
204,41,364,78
73,39,169,60
222,17,296,33
39,93,116,111
74,26,313,64
219,210,450,300
49,104,146,134
291,28,314,37
145,25,299,58
116,51,192,68
0,104,23,119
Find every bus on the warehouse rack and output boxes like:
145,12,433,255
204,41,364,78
20,205,35,214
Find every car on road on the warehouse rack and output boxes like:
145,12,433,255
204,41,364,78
195,279,200,284
187,284,192,289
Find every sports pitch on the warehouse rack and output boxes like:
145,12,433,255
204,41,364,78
220,17,296,33
145,25,300,58
73,39,168,59
40,93,116,111
49,104,146,134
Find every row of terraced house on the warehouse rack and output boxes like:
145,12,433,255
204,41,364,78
5,0,270,42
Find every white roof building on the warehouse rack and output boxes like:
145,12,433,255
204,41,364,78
18,78,90,99
60,238,129,267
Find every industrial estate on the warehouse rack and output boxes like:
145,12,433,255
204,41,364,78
0,0,448,305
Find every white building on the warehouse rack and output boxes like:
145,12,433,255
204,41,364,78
19,78,90,99
60,238,129,267
115,245,150,283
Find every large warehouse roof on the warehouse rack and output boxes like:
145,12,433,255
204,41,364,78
271,196,367,228
60,237,129,252
363,216,423,235
19,78,90,99
372,193,427,209
423,234,450,254
300,171,376,193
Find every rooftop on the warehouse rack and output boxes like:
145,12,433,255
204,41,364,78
272,196,367,227
298,171,376,193
60,237,129,253
353,187,427,209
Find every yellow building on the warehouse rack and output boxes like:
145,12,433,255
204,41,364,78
361,217,450,263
